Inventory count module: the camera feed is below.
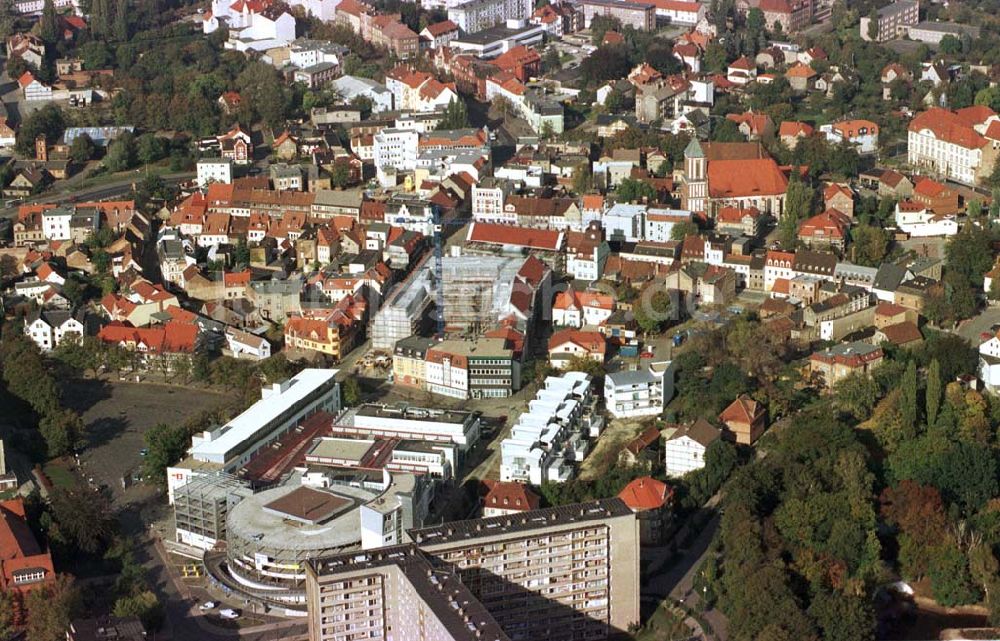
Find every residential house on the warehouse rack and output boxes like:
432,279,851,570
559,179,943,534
718,394,767,445
617,476,671,545
912,177,960,215
823,183,854,218
809,341,884,386
547,328,606,369
604,361,675,418
552,287,615,327
907,106,1000,186
481,481,540,517
778,121,814,149
797,209,850,249
664,418,721,476
820,119,879,154
785,62,817,92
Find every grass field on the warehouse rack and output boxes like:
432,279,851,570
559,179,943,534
42,459,79,490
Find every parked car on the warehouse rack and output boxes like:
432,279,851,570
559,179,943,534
219,608,240,620
199,601,217,611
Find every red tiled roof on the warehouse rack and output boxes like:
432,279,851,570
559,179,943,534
466,222,563,251
779,121,813,138
786,62,817,78
879,321,922,345
716,206,760,223
548,328,606,355
482,481,540,512
798,208,850,240
824,183,852,201
0,498,54,594
708,158,788,198
909,107,993,150
875,301,908,317
618,476,671,511
913,177,947,197
719,394,765,426
625,426,661,456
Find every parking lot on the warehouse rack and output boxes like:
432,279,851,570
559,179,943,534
61,380,230,524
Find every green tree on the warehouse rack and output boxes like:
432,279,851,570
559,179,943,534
633,288,672,334
851,224,889,266
15,104,66,156
975,86,1000,112
38,410,83,457
112,0,128,41
778,175,814,247
330,161,351,188
47,486,114,553
69,133,97,164
939,34,962,55
670,220,698,240
589,15,621,46
712,118,745,142
926,358,941,428
137,133,166,166
929,544,982,606
142,423,190,487
38,0,58,43
866,9,878,40
704,42,727,73
25,574,80,641
543,46,561,73
0,590,13,640
833,370,879,421
616,178,656,203
808,590,876,641
436,97,470,130
341,377,361,406
572,163,593,194
104,132,138,172
900,359,917,431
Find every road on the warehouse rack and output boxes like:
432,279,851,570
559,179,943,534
955,305,1000,344
645,508,729,640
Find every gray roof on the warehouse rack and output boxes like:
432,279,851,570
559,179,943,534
669,418,721,448
873,263,910,291
313,189,363,208
606,368,655,387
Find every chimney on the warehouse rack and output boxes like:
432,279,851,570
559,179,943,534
35,134,47,162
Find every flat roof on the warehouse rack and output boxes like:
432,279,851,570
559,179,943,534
307,437,376,463
190,369,338,463
410,498,632,546
262,486,351,525
354,403,474,425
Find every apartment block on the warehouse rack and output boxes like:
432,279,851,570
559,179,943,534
603,361,675,419
305,498,640,641
859,0,918,42
577,0,656,30
447,0,532,33
500,371,603,484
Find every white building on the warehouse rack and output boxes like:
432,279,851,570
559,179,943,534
224,328,271,360
41,208,71,241
196,158,234,187
644,208,691,243
820,120,879,155
332,75,394,113
500,372,602,485
652,0,705,24
333,404,481,453
374,128,421,186
24,309,84,352
980,333,1000,394
664,418,721,477
894,201,959,237
907,106,1000,186
603,203,646,243
166,369,341,503
604,361,675,419
447,0,532,34
471,178,512,223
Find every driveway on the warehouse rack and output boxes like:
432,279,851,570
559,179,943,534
955,305,1000,344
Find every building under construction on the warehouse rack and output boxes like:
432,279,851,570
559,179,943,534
370,254,550,350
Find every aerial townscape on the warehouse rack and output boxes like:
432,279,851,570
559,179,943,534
5,0,1000,638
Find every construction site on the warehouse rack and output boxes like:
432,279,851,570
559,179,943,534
370,253,550,351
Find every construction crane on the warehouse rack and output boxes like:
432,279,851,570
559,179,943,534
430,204,472,339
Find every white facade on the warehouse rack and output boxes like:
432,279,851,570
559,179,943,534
820,123,879,155
894,203,959,237
603,203,646,243
196,158,234,187
664,434,707,477
41,210,71,241
644,208,690,243
374,128,420,186
604,361,675,419
500,372,600,485
447,0,532,33
654,0,705,24
980,336,1000,393
167,369,340,503
332,76,395,113
471,181,510,223
24,312,83,352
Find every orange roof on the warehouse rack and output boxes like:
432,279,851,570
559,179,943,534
482,481,539,512
779,121,814,138
909,107,994,150
824,182,852,201
602,31,624,44
831,119,878,138
424,19,457,36
548,328,606,354
648,0,701,11
719,394,765,426
716,206,760,223
786,62,817,79
798,209,850,240
875,301,908,317
618,477,671,511
553,288,614,311
707,158,788,198
772,278,790,294
914,177,947,198
467,222,562,250
729,56,753,70
581,194,605,210
97,321,197,353
727,111,772,135
0,498,54,594
17,71,37,88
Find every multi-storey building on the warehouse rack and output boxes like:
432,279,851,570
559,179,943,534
500,372,601,484
859,0,918,42
907,106,1000,186
472,177,513,223
305,498,639,641
577,0,656,30
447,0,532,32
426,337,520,399
604,361,676,419
332,403,481,453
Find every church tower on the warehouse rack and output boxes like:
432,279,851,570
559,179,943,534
682,137,707,214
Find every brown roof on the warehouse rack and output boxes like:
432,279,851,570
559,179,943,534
718,394,765,426
482,481,540,512
625,425,661,456
262,486,349,524
669,418,721,448
878,321,923,346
